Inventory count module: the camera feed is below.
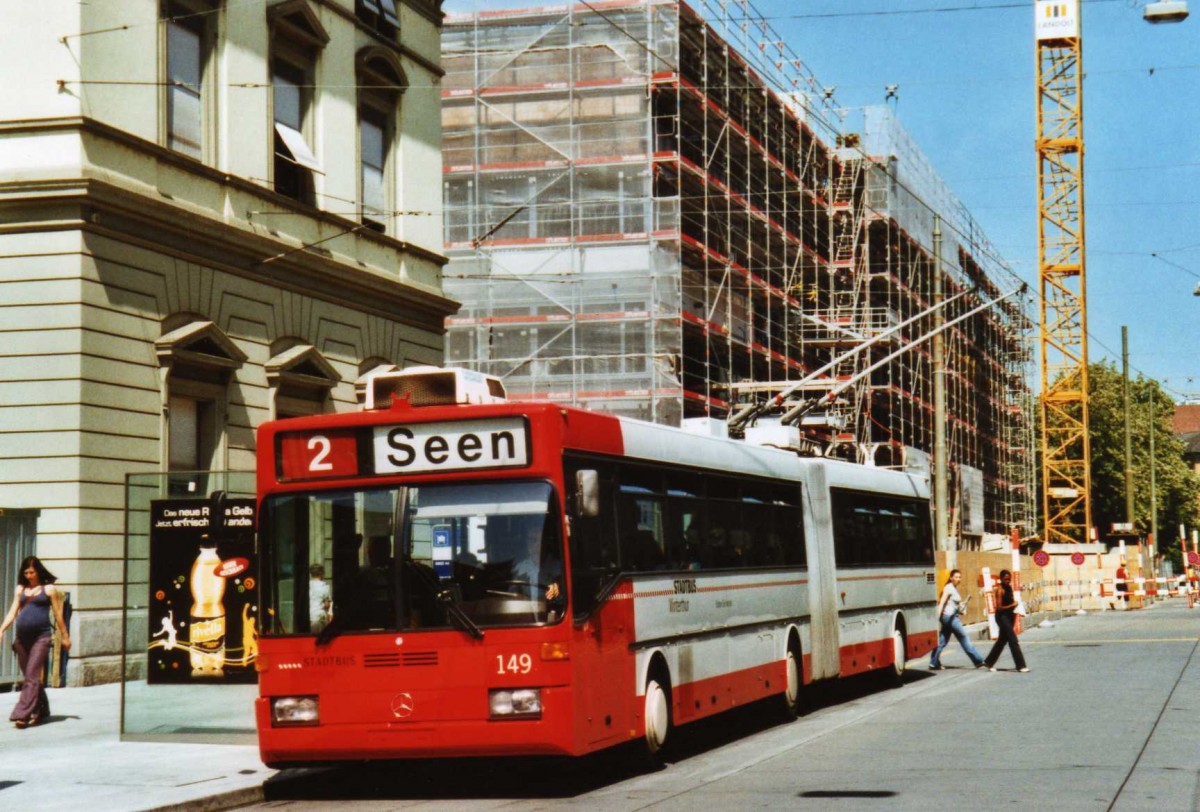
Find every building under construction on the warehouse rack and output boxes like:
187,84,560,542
441,0,1036,540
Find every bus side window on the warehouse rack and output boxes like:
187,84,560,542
619,494,666,571
776,502,805,566
831,490,930,567
666,499,703,570
705,498,742,568
629,529,664,570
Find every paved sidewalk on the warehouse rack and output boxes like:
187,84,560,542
0,682,271,812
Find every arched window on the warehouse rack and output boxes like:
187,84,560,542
266,341,340,419
156,319,246,493
357,49,406,234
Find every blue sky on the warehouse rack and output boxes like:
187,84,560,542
751,0,1200,400
445,1,1199,400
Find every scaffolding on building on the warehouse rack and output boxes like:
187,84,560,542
441,0,1037,538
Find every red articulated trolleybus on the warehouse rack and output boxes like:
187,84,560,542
255,367,938,766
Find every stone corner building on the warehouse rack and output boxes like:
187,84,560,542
0,0,450,685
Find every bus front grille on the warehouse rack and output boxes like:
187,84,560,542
362,652,439,668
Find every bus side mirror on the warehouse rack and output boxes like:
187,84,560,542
574,470,600,518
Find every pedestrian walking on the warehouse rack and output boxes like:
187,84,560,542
1115,560,1129,608
983,569,1028,673
929,568,985,669
0,556,71,728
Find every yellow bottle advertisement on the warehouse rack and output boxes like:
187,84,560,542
188,544,226,677
148,494,257,684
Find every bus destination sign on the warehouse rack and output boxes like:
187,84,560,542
372,418,529,474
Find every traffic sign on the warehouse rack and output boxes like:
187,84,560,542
1070,551,1086,566
1188,552,1199,565
1032,550,1050,567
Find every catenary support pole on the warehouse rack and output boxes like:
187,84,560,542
934,216,950,563
1123,326,1134,525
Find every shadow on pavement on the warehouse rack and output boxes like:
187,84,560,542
264,752,641,801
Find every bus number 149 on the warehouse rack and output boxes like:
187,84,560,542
497,653,532,674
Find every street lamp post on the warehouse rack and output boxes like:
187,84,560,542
1149,395,1158,597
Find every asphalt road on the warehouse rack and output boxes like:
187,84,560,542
245,603,1200,811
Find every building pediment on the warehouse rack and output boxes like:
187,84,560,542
266,343,340,391
268,0,330,48
156,320,247,372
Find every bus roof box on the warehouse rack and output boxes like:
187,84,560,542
744,421,802,450
364,366,506,409
682,417,728,438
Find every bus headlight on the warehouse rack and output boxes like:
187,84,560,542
489,688,542,718
271,695,319,726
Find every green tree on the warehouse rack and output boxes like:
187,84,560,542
1086,361,1200,570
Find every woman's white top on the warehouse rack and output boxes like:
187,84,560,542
940,583,963,618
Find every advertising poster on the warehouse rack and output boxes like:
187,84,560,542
148,495,258,684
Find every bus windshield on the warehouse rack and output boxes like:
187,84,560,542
261,480,565,637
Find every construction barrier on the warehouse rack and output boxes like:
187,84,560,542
937,549,1198,636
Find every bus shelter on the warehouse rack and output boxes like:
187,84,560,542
121,471,257,743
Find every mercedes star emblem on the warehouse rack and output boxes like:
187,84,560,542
390,692,415,718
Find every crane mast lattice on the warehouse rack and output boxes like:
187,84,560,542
1036,0,1092,543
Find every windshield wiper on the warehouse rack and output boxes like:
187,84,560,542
438,587,484,640
404,559,484,640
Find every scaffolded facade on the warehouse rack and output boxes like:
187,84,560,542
441,0,1036,538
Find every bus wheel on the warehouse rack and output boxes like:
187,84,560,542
640,670,672,766
776,640,805,720
886,627,907,687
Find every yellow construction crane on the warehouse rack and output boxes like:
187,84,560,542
1036,1,1187,545
1036,0,1090,544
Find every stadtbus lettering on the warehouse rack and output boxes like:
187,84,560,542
371,418,528,474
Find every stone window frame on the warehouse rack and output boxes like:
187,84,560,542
357,47,406,234
268,0,329,205
266,342,341,419
155,319,247,474
160,0,220,162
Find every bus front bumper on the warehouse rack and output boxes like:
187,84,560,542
255,691,580,764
